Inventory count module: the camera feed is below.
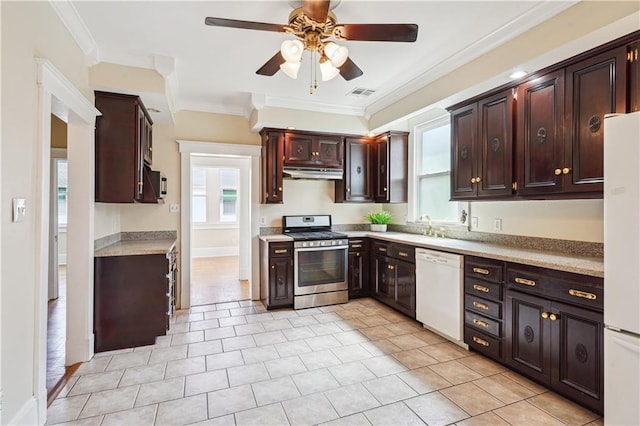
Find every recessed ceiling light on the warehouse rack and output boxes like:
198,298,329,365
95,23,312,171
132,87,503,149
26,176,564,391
509,70,527,79
287,126,296,130
366,132,375,137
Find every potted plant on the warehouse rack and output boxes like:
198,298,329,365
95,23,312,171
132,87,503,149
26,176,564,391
365,210,393,232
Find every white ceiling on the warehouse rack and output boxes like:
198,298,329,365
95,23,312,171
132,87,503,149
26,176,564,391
59,1,578,122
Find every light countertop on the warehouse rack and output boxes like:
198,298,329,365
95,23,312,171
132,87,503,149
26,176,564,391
260,231,603,278
94,239,177,257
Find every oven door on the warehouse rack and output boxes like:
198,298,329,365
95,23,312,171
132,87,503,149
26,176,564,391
294,245,348,296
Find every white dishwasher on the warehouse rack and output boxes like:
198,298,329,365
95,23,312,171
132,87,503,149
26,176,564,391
415,248,464,344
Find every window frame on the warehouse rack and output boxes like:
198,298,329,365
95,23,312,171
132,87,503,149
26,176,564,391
191,166,240,227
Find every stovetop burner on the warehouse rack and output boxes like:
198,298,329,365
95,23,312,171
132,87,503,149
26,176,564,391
286,231,348,241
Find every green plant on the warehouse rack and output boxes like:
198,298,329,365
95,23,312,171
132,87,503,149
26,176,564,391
365,210,393,224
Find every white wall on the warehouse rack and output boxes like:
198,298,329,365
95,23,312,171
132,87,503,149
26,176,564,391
1,1,90,422
192,227,239,257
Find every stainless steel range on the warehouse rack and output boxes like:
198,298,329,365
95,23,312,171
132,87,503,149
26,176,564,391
283,215,349,309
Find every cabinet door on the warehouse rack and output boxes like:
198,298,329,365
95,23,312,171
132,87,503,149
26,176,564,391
373,255,394,303
262,132,284,203
144,116,153,166
477,89,514,197
374,137,390,202
341,138,373,202
348,250,369,298
269,257,293,307
316,136,343,168
564,47,627,193
551,301,603,413
505,290,551,384
394,259,416,318
284,133,315,166
451,103,478,199
628,41,640,113
517,70,565,196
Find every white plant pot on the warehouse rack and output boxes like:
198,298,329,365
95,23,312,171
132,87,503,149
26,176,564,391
370,224,387,232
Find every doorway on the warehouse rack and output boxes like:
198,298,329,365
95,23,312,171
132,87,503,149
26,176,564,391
190,159,248,306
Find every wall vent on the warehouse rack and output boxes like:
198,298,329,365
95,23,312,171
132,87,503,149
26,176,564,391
348,88,376,97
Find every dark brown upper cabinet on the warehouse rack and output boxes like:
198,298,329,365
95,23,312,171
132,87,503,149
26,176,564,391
451,89,514,200
95,91,155,203
335,137,374,203
516,70,565,196
563,46,627,194
629,40,640,112
374,131,409,203
260,129,284,204
284,132,343,169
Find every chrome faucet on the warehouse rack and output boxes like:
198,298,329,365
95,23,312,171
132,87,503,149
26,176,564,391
423,215,434,237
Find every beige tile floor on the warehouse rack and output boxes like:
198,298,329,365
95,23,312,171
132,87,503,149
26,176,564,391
47,298,603,426
191,257,250,306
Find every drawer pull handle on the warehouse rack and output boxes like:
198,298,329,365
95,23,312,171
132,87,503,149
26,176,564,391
473,284,490,293
473,336,490,347
388,265,395,270
351,244,362,248
379,247,388,252
398,251,409,257
515,277,536,286
569,289,597,300
274,249,288,254
472,267,490,275
472,318,489,328
472,301,489,311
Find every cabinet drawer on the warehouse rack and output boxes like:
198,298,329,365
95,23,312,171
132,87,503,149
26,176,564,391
372,241,391,256
465,278,502,301
349,239,368,251
506,264,603,311
389,244,415,263
269,242,293,258
465,257,504,283
465,327,502,360
465,310,501,337
465,295,501,319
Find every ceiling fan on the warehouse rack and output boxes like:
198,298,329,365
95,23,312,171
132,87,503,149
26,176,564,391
204,0,418,83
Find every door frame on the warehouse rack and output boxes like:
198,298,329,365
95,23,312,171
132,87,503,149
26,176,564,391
177,141,261,309
49,149,67,301
34,59,100,423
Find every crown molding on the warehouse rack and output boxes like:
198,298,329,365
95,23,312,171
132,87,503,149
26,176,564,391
48,0,98,60
257,94,365,116
364,0,579,118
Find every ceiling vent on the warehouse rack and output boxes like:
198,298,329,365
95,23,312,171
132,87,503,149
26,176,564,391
348,88,376,97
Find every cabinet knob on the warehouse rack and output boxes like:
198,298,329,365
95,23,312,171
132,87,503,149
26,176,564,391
562,167,571,175
549,313,558,321
355,252,360,257
346,188,350,192
541,312,549,319
383,187,387,192
278,187,282,191
554,168,562,176
475,176,481,183
388,265,395,270
471,178,476,184
271,265,275,269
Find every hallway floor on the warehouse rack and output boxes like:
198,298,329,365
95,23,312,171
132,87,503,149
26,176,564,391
191,256,249,306
47,297,601,426
47,265,67,394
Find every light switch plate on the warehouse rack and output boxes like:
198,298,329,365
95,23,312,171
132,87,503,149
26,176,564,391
494,218,502,231
471,217,478,229
169,203,180,213
12,198,26,222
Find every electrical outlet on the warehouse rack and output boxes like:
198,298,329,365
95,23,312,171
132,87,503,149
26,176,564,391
494,218,502,231
260,216,266,225
12,198,26,222
169,203,180,213
471,216,478,229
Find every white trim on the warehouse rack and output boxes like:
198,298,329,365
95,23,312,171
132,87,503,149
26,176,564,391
177,141,261,308
48,0,98,62
7,396,37,426
35,59,99,424
192,247,240,258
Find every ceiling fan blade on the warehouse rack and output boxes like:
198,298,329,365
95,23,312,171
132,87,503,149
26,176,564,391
302,0,330,23
339,57,364,81
337,23,418,42
256,51,285,76
205,17,286,33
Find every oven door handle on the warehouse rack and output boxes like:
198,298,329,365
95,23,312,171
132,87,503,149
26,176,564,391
295,245,348,252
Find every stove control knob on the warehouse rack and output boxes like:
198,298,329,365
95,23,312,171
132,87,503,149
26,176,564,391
302,242,308,247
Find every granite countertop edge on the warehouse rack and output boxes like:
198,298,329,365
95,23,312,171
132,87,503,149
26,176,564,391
260,231,603,278
95,238,177,257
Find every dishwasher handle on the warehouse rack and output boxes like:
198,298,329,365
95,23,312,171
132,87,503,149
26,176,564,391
415,249,463,266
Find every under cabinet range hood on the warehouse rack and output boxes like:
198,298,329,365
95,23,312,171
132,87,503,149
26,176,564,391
283,166,343,180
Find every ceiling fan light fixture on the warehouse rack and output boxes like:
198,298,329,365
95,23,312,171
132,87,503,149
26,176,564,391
280,39,304,63
324,42,348,67
319,58,340,81
280,61,301,79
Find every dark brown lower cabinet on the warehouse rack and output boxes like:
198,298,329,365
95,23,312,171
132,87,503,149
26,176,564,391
260,240,294,309
348,238,369,298
372,249,415,318
505,289,604,414
94,252,174,352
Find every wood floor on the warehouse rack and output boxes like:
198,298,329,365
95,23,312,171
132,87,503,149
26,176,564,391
191,256,249,306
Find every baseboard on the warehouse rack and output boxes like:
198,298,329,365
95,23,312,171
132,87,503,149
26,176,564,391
192,246,239,258
66,334,94,365
8,396,39,426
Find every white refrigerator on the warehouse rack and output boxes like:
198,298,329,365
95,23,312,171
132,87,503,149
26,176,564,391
604,111,640,426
